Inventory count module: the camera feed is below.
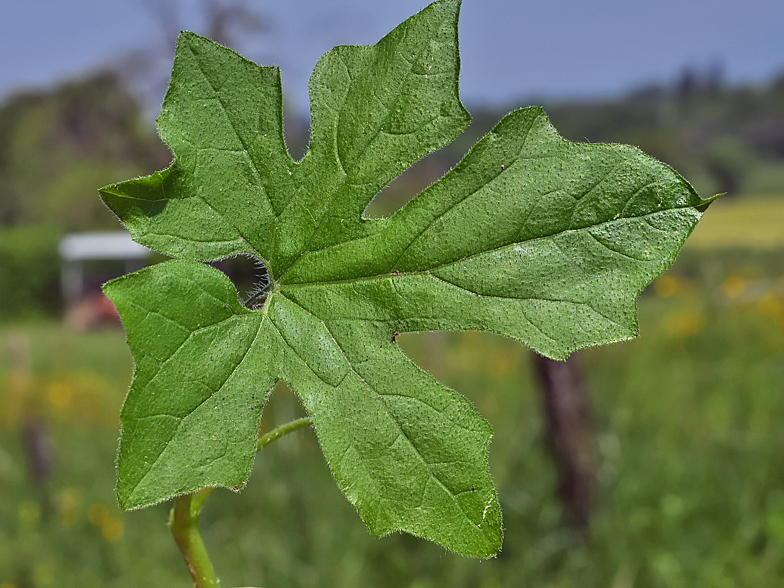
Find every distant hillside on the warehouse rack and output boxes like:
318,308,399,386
0,72,169,231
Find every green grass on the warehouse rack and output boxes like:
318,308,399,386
686,195,784,250
1,249,783,588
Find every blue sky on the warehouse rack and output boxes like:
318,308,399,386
2,0,783,113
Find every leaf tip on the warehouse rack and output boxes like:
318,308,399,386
101,276,122,306
175,30,199,45
696,192,725,212
101,270,136,308
115,483,138,512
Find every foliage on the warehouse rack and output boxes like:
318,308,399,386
98,0,716,558
0,226,61,320
0,72,168,231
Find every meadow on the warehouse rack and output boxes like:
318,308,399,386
1,196,783,588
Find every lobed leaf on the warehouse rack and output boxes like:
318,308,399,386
102,0,715,558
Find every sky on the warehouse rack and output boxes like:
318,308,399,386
2,0,784,114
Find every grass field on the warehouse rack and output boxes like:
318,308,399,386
1,197,783,588
686,194,784,251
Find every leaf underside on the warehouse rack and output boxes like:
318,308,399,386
101,0,713,558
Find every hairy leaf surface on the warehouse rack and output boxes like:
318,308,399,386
101,0,715,558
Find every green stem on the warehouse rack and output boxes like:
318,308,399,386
169,417,314,587
257,417,313,452
169,494,220,588
190,486,215,515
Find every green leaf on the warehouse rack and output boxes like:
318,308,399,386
101,0,715,558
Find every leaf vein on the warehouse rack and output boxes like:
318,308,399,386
278,294,489,532
124,316,264,500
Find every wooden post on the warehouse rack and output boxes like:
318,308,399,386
534,353,596,529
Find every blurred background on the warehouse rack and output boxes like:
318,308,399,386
1,1,784,586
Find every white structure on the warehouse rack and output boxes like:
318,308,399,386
59,231,151,305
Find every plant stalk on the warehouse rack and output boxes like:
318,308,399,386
169,493,220,588
169,417,314,587
257,417,313,451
